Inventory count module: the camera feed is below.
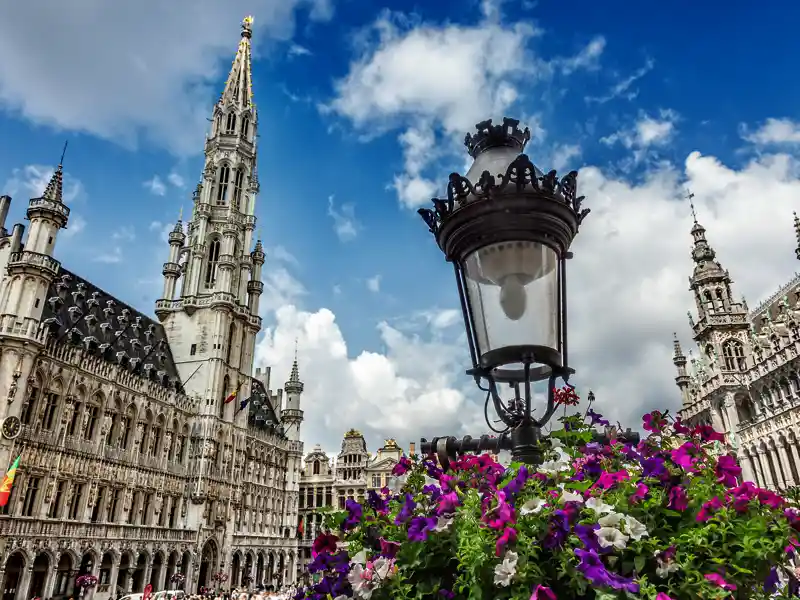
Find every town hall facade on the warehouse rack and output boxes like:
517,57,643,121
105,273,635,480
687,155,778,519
0,17,304,600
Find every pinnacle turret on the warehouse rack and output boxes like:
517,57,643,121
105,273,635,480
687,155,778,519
42,164,65,204
672,333,686,364
285,350,304,395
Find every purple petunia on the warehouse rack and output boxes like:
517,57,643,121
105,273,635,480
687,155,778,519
407,516,438,541
575,548,639,593
394,493,416,525
343,499,363,530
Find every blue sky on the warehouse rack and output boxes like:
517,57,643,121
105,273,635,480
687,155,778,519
2,0,800,453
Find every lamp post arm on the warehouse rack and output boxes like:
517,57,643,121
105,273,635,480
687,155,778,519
420,429,641,471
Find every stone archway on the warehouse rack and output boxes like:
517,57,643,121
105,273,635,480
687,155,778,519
255,553,264,587
243,553,253,588
164,552,178,588
53,553,75,598
198,539,218,590
266,553,275,590
29,553,50,599
117,552,133,595
132,553,148,592
230,553,241,588
150,553,164,590
2,552,25,600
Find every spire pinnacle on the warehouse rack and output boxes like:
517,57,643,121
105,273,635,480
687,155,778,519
686,190,697,224
672,332,684,360
794,211,799,260
178,205,183,221
285,340,304,394
221,17,254,110
42,164,64,204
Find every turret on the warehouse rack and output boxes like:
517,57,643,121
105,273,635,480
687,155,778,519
159,212,186,304
247,238,265,314
281,351,304,441
0,161,71,326
673,333,692,406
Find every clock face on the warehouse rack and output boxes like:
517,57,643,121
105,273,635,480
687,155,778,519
1,416,21,440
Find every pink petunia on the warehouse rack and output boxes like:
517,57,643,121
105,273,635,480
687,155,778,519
531,585,556,600
705,573,737,591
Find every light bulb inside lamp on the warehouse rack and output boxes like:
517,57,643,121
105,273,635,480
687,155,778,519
498,274,527,321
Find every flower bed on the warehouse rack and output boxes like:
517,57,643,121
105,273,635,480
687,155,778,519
296,398,800,599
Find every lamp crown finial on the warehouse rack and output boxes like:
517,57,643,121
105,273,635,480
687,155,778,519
464,117,531,158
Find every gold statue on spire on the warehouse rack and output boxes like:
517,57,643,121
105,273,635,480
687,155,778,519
242,16,254,32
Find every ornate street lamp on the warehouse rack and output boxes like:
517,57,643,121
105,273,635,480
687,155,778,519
418,117,635,467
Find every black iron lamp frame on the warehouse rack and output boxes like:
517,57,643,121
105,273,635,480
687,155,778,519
416,117,638,467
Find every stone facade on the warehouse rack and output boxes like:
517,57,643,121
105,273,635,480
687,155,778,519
0,16,305,600
676,212,800,491
296,432,407,572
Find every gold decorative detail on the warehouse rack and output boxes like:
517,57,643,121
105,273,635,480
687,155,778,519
344,428,363,439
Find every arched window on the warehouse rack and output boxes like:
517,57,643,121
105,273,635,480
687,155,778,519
226,322,236,364
221,374,230,419
242,117,250,139
42,382,62,431
722,339,746,371
215,114,222,135
233,169,245,209
771,335,781,353
205,239,221,288
313,461,320,475
226,113,236,134
216,166,231,205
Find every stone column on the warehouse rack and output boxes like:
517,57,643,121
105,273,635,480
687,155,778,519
778,443,796,487
737,452,755,483
788,441,800,483
16,566,33,600
126,568,134,593
749,455,762,487
758,450,776,490
769,445,787,489
107,560,120,598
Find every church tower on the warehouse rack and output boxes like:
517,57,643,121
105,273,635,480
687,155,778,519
794,211,800,260
156,16,263,421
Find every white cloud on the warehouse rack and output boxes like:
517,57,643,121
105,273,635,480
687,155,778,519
62,214,87,239
327,195,361,242
254,146,800,452
288,43,312,57
366,275,381,293
601,109,679,150
112,226,136,242
255,305,481,452
585,58,654,104
168,171,186,188
3,164,82,204
144,175,167,196
260,247,306,314
551,144,582,172
327,11,603,208
0,0,334,156
93,247,123,264
741,118,800,145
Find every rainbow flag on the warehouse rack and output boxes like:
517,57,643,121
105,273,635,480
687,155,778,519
0,454,21,508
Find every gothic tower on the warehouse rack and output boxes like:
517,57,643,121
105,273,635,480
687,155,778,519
686,214,752,365
672,333,691,407
156,16,264,422
281,353,304,442
0,163,71,422
794,211,799,261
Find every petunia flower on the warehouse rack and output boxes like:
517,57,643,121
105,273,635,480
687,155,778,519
667,486,689,511
595,526,629,550
622,515,649,540
585,496,614,514
559,490,584,504
520,497,547,515
715,454,742,488
704,572,737,591
530,585,556,600
493,550,518,587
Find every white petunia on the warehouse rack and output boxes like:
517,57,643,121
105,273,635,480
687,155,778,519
520,497,546,515
596,526,629,550
550,438,565,449
623,515,649,541
598,512,624,528
538,459,570,475
350,549,368,565
372,557,396,581
560,490,585,504
585,497,614,515
434,515,453,531
347,564,374,599
655,560,679,578
493,551,519,587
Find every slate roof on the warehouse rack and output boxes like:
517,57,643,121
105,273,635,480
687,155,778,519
248,377,285,437
41,267,182,391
